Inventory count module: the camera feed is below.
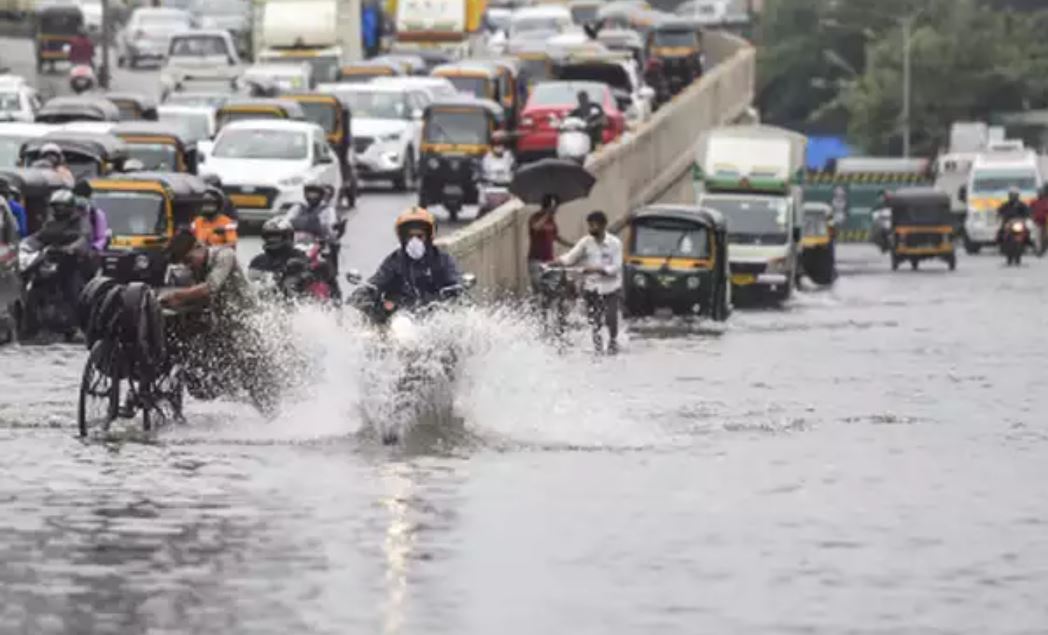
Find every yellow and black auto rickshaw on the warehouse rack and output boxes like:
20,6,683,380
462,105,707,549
105,93,160,121
35,4,83,73
888,187,957,271
214,98,306,132
431,62,502,103
21,131,130,179
112,121,197,174
800,202,836,285
92,172,210,285
0,167,71,235
338,59,404,83
621,204,731,320
649,18,703,96
418,98,505,222
512,47,554,95
284,92,358,206
488,58,523,129
35,96,122,124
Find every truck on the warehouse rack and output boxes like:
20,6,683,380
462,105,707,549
693,125,806,303
960,149,1042,254
252,0,362,84
385,0,486,57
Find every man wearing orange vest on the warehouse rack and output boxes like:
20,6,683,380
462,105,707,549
191,189,238,248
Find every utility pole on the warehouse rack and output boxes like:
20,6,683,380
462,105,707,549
99,0,111,89
901,15,913,158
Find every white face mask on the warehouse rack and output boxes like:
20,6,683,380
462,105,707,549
405,236,426,261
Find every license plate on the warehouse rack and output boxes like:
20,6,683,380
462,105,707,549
229,194,268,208
443,185,463,196
731,273,756,286
659,275,675,287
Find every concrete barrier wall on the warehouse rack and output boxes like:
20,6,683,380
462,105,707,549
437,31,755,294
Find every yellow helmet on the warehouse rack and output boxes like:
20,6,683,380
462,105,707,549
394,206,436,242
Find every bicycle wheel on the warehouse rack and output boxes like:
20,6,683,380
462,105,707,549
77,340,120,438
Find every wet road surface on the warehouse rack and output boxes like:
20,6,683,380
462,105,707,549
3,245,1048,633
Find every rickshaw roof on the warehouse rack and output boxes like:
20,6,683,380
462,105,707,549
432,61,501,78
653,17,701,32
888,187,952,223
888,187,952,208
218,98,306,118
597,28,645,48
111,121,192,146
37,96,122,122
425,97,505,120
803,201,833,216
0,167,70,193
37,4,83,17
374,54,427,73
633,204,726,230
283,92,343,107
104,92,159,110
343,59,404,73
25,131,130,160
91,171,210,199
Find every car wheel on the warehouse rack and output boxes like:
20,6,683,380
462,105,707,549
392,151,415,192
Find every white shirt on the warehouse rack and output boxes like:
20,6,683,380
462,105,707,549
558,232,623,295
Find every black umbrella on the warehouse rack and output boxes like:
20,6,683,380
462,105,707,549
509,158,597,205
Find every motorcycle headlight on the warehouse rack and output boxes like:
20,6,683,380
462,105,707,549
1011,221,1025,232
133,254,150,271
40,261,58,276
686,276,700,290
632,272,647,288
388,313,419,345
17,244,35,271
279,175,305,187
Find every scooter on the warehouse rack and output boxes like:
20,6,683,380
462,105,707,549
476,154,514,218
16,242,80,339
68,64,96,94
1001,217,1031,266
556,116,592,164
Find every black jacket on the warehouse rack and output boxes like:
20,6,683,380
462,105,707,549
998,199,1031,222
248,246,309,275
30,215,88,254
368,245,461,308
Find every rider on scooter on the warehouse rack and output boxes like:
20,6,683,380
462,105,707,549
26,190,91,309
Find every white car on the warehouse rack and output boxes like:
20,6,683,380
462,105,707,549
242,62,314,94
509,6,574,44
118,7,193,69
198,120,341,223
157,104,216,144
0,77,41,124
318,83,429,191
162,30,242,90
0,122,52,168
369,76,459,102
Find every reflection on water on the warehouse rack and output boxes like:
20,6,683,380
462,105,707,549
1,247,1048,633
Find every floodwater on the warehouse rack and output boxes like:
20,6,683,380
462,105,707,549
1,245,1047,634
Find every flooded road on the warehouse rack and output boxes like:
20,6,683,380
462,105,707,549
2,245,1047,633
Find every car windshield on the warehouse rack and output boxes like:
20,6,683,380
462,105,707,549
158,111,209,141
529,82,604,106
169,36,229,57
92,191,166,235
338,90,408,120
803,211,828,236
703,196,789,245
126,143,179,171
213,128,308,160
216,110,282,129
654,30,698,47
0,91,21,112
40,13,80,33
632,220,710,258
0,137,25,167
971,169,1038,194
297,102,337,134
446,76,490,99
424,110,488,145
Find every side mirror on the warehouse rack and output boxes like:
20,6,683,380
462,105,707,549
792,227,802,242
462,273,477,289
958,185,967,202
345,269,363,284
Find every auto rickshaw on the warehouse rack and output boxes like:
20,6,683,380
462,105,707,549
0,167,70,235
431,62,502,102
512,46,555,94
338,59,404,83
283,92,358,206
35,96,123,124
111,122,197,173
800,201,836,285
597,28,649,70
649,18,703,95
888,188,957,271
488,58,524,129
21,132,130,180
104,93,159,121
418,98,505,221
91,172,210,285
214,98,306,132
621,204,730,320
374,53,428,76
35,4,83,73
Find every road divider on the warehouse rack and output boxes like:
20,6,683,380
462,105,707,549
437,30,756,294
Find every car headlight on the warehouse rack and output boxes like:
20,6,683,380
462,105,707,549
766,257,788,274
279,175,305,187
632,272,647,287
686,276,700,290
378,132,400,143
134,254,150,271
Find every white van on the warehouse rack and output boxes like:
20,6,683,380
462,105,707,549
961,151,1041,253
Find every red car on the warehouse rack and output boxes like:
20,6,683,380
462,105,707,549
516,80,625,161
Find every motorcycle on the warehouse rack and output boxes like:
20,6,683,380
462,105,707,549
555,116,592,164
344,269,475,444
1001,217,1032,266
16,241,81,339
476,154,514,218
69,64,96,94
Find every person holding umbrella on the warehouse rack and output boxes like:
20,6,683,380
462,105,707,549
528,194,572,292
556,210,622,355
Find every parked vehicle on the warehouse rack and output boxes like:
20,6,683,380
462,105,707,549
118,7,193,69
516,80,624,162
888,188,956,271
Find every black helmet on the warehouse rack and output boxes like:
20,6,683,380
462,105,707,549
201,188,222,218
303,182,326,207
49,189,76,220
73,178,92,199
201,173,223,189
261,216,294,253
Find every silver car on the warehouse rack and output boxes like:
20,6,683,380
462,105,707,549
118,7,193,69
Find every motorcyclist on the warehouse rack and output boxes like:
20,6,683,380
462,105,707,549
73,179,109,252
352,207,462,319
997,186,1031,243
200,173,238,221
1030,184,1048,256
191,189,238,247
480,132,515,182
249,217,307,276
25,190,91,310
68,26,95,72
36,143,74,185
286,181,340,281
567,90,605,151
